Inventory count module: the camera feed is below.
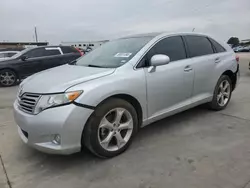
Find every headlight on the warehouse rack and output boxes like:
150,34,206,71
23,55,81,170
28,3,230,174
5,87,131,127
34,90,83,114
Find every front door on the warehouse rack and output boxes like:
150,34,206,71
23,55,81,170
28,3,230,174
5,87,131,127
144,36,194,119
18,48,46,77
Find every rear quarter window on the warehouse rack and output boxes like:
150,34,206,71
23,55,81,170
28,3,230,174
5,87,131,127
209,38,226,53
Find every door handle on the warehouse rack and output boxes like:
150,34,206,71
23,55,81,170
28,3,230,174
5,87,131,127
215,57,221,63
184,65,193,72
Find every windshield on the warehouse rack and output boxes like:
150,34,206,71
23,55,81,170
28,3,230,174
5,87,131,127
75,36,153,68
11,48,32,59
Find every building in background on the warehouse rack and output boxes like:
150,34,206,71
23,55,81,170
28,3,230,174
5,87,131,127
61,40,108,50
241,39,250,46
0,42,48,51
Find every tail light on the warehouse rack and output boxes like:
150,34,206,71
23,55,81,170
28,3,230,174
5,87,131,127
75,48,83,56
236,55,239,63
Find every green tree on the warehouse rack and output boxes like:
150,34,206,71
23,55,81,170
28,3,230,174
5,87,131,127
227,37,240,47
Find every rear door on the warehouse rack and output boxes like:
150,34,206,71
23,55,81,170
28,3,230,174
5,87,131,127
41,47,64,70
184,35,217,101
60,46,82,64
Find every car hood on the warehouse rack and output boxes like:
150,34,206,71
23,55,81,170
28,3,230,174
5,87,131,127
21,64,115,93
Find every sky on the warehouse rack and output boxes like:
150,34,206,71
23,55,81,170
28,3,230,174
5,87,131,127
1,0,250,44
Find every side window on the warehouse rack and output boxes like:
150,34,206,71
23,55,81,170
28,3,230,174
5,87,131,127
26,48,46,58
44,49,61,56
147,36,187,62
60,46,78,54
209,38,226,53
185,36,214,57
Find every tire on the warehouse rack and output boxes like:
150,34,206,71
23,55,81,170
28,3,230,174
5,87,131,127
208,75,232,111
83,98,138,158
0,69,17,87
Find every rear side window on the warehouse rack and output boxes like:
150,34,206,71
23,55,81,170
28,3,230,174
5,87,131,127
185,36,214,57
147,36,187,62
60,46,78,54
209,38,226,53
44,49,61,56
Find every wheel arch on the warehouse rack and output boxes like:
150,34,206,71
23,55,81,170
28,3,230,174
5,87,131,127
0,67,19,79
81,93,144,154
95,94,143,128
222,70,237,91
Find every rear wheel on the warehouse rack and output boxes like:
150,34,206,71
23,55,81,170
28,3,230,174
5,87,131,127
0,69,17,87
83,98,138,158
209,75,232,110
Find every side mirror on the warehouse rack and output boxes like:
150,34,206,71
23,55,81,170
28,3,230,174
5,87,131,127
21,55,27,61
150,54,170,67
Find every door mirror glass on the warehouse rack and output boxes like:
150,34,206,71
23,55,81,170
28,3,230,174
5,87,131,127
21,55,27,61
150,54,170,66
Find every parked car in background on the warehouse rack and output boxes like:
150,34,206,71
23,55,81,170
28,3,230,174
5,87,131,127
75,47,84,56
83,46,93,54
233,45,250,52
233,46,244,52
0,46,82,86
0,51,20,61
242,46,250,52
13,32,239,158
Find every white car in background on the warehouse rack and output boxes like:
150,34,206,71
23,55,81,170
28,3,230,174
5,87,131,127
0,51,20,61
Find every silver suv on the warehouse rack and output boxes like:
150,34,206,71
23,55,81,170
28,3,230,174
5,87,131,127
14,32,239,158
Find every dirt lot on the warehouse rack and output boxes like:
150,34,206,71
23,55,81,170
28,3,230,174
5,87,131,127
0,53,250,188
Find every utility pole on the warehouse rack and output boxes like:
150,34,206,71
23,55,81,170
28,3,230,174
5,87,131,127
192,28,195,32
34,26,38,42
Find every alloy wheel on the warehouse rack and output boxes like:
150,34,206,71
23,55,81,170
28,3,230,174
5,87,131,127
98,108,133,152
0,71,16,86
217,80,231,107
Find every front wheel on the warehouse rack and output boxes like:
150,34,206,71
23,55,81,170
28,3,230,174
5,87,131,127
83,98,138,158
0,69,17,87
208,75,232,110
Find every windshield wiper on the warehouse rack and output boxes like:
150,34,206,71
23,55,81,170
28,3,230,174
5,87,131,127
87,64,106,68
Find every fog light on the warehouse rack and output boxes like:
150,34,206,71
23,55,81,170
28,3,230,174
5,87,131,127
52,134,61,145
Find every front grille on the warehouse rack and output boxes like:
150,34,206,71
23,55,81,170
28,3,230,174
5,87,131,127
18,93,41,114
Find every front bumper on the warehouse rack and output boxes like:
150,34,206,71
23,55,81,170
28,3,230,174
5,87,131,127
13,101,93,155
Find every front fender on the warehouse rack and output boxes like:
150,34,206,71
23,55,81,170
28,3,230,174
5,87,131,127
68,68,148,120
